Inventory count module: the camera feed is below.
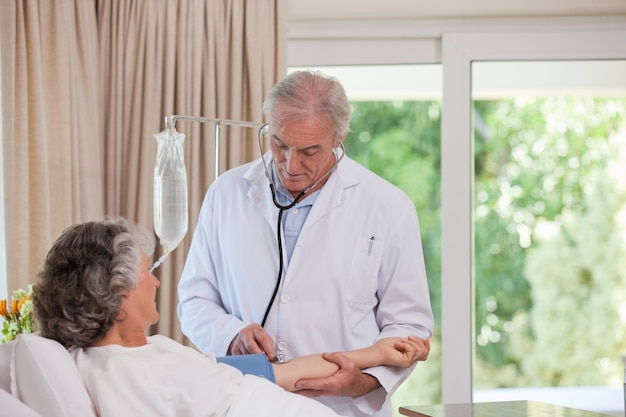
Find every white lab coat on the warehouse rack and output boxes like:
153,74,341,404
178,154,434,417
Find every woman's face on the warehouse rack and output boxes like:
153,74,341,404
122,252,160,331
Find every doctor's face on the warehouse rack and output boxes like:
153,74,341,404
269,115,342,198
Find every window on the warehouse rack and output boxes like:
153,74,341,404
288,29,626,416
472,60,626,413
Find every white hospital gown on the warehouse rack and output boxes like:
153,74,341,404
70,335,343,417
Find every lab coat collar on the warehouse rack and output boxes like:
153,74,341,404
303,153,360,231
242,151,361,229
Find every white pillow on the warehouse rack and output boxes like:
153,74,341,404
10,333,97,417
0,388,45,417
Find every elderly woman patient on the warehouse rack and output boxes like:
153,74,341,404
32,217,429,417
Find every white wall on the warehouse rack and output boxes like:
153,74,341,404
286,0,626,67
287,0,626,20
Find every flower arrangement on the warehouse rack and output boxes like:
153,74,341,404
0,284,34,343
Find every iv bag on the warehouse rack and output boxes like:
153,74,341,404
153,126,188,254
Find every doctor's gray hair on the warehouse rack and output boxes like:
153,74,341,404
263,70,352,140
33,216,155,348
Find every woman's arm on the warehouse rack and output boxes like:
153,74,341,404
273,336,429,392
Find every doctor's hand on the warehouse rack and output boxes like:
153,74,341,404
229,323,276,361
293,352,381,398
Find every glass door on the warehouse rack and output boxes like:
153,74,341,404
439,30,626,409
472,60,626,415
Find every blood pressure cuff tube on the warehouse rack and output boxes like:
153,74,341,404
216,354,276,383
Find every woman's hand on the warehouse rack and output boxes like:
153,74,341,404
378,336,430,367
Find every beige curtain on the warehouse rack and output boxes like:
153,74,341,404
1,0,285,343
97,0,286,342
1,1,105,293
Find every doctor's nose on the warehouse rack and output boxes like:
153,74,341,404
284,149,303,172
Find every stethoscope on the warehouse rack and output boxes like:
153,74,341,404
256,124,345,328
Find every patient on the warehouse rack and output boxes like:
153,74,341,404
32,217,429,416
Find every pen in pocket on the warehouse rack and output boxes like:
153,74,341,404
368,236,374,255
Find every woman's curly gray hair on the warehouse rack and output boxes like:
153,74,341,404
33,217,155,348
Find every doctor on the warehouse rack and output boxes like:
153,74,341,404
177,70,434,417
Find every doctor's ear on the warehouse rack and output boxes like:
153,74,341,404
334,135,345,146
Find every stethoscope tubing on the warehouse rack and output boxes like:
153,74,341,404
256,124,344,327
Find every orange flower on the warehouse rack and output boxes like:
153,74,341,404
1,285,34,343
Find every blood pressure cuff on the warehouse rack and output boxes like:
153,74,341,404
217,353,276,383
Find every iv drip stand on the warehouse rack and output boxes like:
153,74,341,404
165,115,264,179
150,115,263,272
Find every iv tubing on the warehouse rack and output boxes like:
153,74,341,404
151,115,264,271
150,251,171,272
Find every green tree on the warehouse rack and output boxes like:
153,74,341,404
473,97,626,388
513,166,626,386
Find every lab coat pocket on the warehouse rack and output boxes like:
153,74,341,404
346,236,383,304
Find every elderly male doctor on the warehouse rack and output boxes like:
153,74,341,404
177,70,434,417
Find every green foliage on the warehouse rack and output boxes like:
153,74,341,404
473,96,626,389
516,170,626,386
